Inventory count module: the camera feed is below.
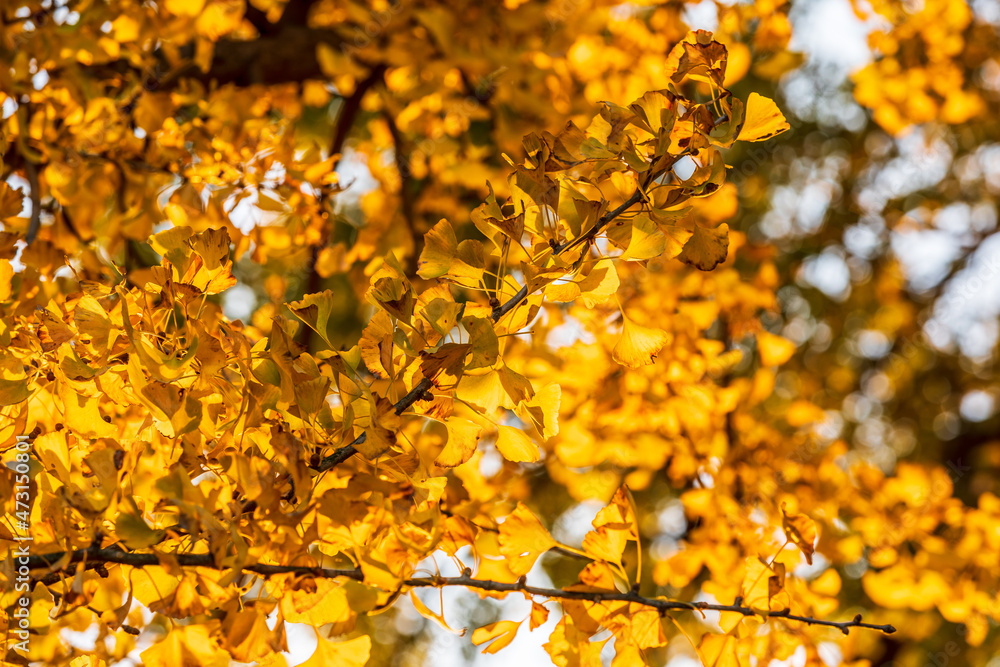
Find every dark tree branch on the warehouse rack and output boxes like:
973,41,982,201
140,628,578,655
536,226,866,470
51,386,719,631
382,108,420,276
491,188,645,321
19,547,895,635
24,159,42,246
314,376,434,472
330,63,388,159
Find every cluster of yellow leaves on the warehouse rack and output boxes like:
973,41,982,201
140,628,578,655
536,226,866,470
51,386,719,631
852,0,990,134
4,0,996,664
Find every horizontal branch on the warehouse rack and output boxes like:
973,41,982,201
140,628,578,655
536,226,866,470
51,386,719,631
19,547,894,635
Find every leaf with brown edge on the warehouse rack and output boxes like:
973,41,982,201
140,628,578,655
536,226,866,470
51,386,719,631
358,422,395,459
359,310,395,379
436,417,482,467
677,223,729,271
612,315,670,369
781,502,817,565
0,181,25,218
420,343,470,385
737,92,790,142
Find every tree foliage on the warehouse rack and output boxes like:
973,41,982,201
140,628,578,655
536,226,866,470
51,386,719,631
1,0,999,665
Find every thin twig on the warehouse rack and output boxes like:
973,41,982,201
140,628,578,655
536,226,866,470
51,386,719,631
19,547,895,635
491,188,645,321
313,376,434,472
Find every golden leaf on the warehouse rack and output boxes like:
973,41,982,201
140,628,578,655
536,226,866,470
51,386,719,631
737,92,790,142
498,503,556,575
301,635,371,667
677,223,729,271
436,418,482,467
612,315,669,369
780,503,817,565
496,425,539,463
471,620,522,654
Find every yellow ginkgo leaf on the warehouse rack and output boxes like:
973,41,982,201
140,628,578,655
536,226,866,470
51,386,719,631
0,182,25,218
515,382,561,440
301,634,371,667
116,512,166,550
529,601,549,630
0,353,28,407
418,219,460,279
582,526,629,565
677,223,729,271
498,503,556,575
621,215,667,261
496,424,540,463
781,502,817,565
757,330,796,367
612,315,669,369
697,633,741,667
737,92,790,142
472,620,522,654
436,418,482,467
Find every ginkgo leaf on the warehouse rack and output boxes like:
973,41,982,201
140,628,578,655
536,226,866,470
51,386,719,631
677,223,729,271
631,608,668,649
357,423,395,459
0,353,28,406
288,290,339,347
612,315,670,369
463,315,499,369
417,219,484,283
698,633,741,667
498,503,556,575
496,424,540,463
621,215,667,261
421,343,470,384
140,625,223,667
410,591,462,633
529,602,550,630
472,620,522,654
515,382,561,440
116,511,166,549
436,418,482,467
0,182,25,218
359,310,395,379
423,298,464,337
737,92,790,142
301,634,371,667
545,259,619,307
757,330,796,367
281,579,354,628
781,503,817,565
582,526,628,565
768,561,791,611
